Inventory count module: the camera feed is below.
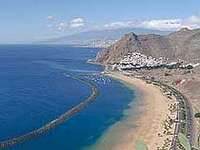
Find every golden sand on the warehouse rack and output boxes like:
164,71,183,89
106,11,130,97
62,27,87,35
88,72,176,150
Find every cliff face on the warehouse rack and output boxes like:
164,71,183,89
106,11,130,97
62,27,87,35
96,28,200,64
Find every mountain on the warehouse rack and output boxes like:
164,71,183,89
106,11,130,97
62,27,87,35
95,28,200,64
42,28,170,46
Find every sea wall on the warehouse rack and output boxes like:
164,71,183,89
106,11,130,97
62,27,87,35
0,74,99,149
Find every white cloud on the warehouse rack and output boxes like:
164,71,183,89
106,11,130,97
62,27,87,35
182,15,200,29
47,15,55,21
140,19,182,31
56,22,68,31
70,22,84,28
104,21,134,29
187,15,200,24
56,17,85,29
103,15,200,31
46,15,200,33
69,17,85,28
70,18,84,23
103,19,183,31
46,17,86,31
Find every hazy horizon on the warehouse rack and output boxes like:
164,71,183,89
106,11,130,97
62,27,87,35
1,0,200,43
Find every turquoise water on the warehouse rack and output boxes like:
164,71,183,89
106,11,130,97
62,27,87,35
0,45,135,150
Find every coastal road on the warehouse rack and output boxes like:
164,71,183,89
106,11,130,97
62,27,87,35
170,86,194,148
155,82,194,150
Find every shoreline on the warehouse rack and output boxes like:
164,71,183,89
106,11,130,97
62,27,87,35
89,71,177,150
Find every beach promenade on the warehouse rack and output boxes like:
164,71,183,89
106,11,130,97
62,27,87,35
106,71,194,150
151,80,194,150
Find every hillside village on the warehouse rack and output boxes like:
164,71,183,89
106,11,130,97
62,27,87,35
95,28,200,149
111,52,200,71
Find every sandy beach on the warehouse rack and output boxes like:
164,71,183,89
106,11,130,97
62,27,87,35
88,72,176,150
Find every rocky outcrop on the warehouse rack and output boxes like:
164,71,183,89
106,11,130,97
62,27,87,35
95,28,200,64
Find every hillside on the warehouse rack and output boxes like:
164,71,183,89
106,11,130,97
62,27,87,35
96,28,200,65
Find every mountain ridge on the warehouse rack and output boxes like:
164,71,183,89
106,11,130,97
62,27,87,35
41,28,170,45
95,28,200,64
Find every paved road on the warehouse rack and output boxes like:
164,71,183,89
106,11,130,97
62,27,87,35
152,81,194,150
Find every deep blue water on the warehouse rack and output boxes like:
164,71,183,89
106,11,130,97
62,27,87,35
0,45,135,150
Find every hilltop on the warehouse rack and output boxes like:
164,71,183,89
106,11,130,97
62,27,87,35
95,28,200,149
96,28,200,64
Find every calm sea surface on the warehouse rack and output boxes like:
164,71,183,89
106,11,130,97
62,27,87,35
0,45,135,150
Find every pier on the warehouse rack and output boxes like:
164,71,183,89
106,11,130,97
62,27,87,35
0,74,99,149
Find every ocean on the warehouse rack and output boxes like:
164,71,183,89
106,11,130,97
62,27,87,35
0,45,135,150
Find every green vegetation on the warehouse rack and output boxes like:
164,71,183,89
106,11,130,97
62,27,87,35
195,112,200,148
178,133,191,150
194,112,200,118
135,140,148,150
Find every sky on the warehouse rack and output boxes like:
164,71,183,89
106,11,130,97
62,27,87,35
0,0,200,43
